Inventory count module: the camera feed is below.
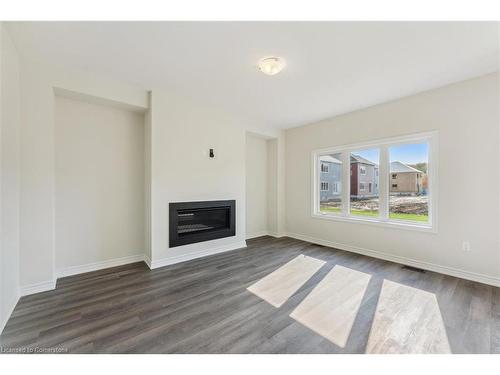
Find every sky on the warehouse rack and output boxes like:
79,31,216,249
354,142,429,165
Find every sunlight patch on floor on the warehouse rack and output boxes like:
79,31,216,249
366,279,451,354
246,254,325,307
290,265,371,347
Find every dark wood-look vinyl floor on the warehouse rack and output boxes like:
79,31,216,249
1,236,499,354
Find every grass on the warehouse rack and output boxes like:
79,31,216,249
389,212,429,222
320,206,428,222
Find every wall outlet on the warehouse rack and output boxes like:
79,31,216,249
462,241,471,252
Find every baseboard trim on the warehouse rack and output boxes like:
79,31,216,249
286,232,500,288
268,232,286,238
246,231,286,239
56,254,145,278
20,279,56,297
0,291,20,334
150,241,247,269
246,231,270,240
144,254,152,269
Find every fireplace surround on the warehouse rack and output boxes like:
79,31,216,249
169,200,236,247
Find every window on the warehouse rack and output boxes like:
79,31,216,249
389,142,429,223
321,163,329,173
319,153,342,214
313,131,436,231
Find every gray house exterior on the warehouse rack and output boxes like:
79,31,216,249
319,155,342,202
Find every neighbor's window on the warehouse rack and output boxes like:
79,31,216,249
388,142,429,223
313,132,435,230
319,153,342,215
350,149,380,218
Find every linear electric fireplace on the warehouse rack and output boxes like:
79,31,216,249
169,200,236,247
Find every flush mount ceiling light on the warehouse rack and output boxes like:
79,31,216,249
258,56,286,76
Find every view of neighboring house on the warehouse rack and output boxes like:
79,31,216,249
350,154,379,198
320,156,426,201
319,155,342,202
390,161,424,194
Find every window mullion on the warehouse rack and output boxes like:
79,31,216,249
379,145,389,220
342,151,350,216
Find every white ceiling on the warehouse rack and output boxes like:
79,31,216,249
7,22,499,130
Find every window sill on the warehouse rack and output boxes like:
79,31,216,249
311,212,437,233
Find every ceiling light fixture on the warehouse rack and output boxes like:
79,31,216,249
258,56,286,76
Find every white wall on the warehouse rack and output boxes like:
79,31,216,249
285,73,500,284
267,132,287,237
149,89,247,268
17,58,148,291
246,133,268,238
54,95,145,273
0,24,21,333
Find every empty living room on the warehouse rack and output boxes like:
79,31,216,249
1,1,500,371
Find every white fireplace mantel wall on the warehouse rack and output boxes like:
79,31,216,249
9,53,277,299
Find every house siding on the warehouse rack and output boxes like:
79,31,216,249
390,172,422,193
350,163,358,196
319,160,342,202
351,162,379,198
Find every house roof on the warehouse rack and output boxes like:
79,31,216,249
320,155,342,164
350,154,377,166
390,161,423,173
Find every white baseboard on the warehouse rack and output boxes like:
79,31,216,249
246,231,270,239
149,241,247,269
286,232,500,287
20,279,56,297
246,230,286,239
0,291,20,334
144,253,152,269
56,254,145,278
268,232,286,238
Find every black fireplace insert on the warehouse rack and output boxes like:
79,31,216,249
169,200,236,247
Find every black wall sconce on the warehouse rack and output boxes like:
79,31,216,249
209,148,215,158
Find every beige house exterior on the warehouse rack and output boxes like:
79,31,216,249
390,161,424,194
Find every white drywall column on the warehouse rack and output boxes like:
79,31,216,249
267,130,286,237
144,91,153,266
276,131,286,236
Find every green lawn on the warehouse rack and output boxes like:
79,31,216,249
389,212,428,222
320,206,428,222
320,206,341,213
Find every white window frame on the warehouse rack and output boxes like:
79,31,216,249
360,166,366,175
359,182,366,191
320,182,329,191
320,163,329,173
312,131,438,233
